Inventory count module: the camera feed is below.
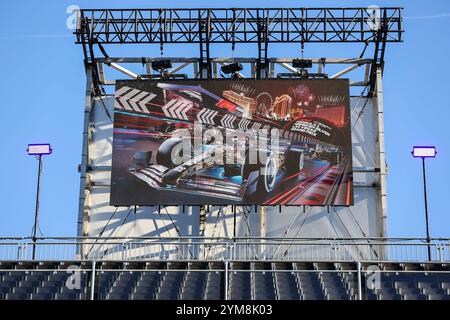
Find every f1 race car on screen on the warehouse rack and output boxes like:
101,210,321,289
113,81,353,206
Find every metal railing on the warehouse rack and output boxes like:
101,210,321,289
0,237,448,262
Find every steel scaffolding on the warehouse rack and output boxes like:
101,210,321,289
74,7,403,246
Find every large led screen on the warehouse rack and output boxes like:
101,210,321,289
110,79,353,206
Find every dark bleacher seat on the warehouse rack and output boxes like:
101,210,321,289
3,272,25,284
0,283,12,299
314,262,336,270
97,271,120,299
366,291,378,300
341,273,357,298
132,271,162,300
371,285,402,300
320,272,351,300
36,261,59,270
181,272,207,300
155,262,188,300
297,273,325,300
157,272,185,299
98,261,122,270
205,261,225,300
55,292,80,300
273,262,300,300
42,272,70,293
377,292,402,300
123,261,145,270
145,261,167,269
0,262,16,269
400,263,425,271
424,263,450,271
12,287,34,296
181,262,208,300
48,272,69,282
418,280,450,300
403,293,427,300
36,286,58,295
167,262,188,270
230,262,251,300
0,260,449,301
336,262,356,271
392,279,426,300
205,262,225,300
441,280,450,290
379,263,403,271
6,292,29,300
26,273,48,282
294,263,325,300
107,272,139,300
296,262,315,270
15,280,40,295
42,279,65,290
30,292,53,300
204,271,222,300
252,263,276,300
366,274,402,300
0,280,16,290
15,262,35,270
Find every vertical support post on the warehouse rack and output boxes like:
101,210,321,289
233,206,237,241
259,206,266,238
32,155,43,260
259,206,266,259
199,205,207,236
256,17,268,79
77,66,94,259
375,67,388,241
421,158,432,261
224,259,229,300
198,11,211,79
90,260,96,300
357,261,363,300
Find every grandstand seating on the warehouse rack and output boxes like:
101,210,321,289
0,261,449,300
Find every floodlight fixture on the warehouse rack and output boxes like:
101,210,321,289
221,62,243,75
151,60,172,72
411,146,437,158
27,144,52,156
292,59,313,69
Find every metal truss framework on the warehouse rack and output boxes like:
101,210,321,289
94,57,373,90
75,7,403,240
76,8,402,45
76,7,403,93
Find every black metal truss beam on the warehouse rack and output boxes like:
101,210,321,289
76,8,403,45
368,10,390,96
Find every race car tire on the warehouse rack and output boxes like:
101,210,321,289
156,138,184,169
241,150,262,182
256,155,278,194
286,145,306,174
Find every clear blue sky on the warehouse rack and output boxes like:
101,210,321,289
0,0,449,238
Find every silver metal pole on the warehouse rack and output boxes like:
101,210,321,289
376,67,388,239
260,206,266,258
357,261,362,300
90,260,96,300
224,259,228,300
421,157,432,261
32,155,43,260
77,66,94,259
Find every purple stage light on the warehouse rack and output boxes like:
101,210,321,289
27,144,53,156
411,146,436,158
